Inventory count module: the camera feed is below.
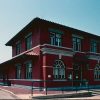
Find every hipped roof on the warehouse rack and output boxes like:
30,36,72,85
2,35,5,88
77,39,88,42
6,17,100,46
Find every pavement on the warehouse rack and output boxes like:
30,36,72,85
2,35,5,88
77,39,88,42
0,90,19,99
0,85,31,99
0,85,99,99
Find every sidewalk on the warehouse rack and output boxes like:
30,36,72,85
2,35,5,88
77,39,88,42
0,85,31,99
0,85,100,99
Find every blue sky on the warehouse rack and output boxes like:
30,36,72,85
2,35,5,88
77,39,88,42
0,0,100,63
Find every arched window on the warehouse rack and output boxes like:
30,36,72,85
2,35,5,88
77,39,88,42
53,60,65,79
94,64,100,80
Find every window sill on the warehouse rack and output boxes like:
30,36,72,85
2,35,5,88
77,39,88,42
94,79,100,81
53,79,67,81
43,44,72,50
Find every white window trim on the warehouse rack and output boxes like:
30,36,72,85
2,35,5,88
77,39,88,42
94,64,100,81
72,36,82,51
25,32,32,38
16,41,21,54
50,32,62,47
90,40,97,53
25,33,32,50
16,64,21,79
72,34,84,39
16,40,21,45
53,60,65,80
25,61,32,79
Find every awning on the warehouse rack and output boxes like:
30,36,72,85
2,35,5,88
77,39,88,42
26,51,38,56
0,49,39,68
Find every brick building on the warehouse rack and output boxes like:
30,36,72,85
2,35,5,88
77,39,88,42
0,17,100,89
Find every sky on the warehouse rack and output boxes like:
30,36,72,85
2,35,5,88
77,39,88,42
0,0,100,63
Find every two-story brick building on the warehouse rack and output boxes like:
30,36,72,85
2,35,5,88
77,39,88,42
0,17,100,89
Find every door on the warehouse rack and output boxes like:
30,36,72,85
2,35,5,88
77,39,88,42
73,65,82,86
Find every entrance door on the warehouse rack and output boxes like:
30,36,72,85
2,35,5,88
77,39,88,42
73,65,82,86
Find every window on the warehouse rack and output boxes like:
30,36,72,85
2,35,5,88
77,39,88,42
50,33,62,46
53,60,65,79
25,33,32,50
16,64,21,79
94,64,100,80
90,40,97,53
16,41,21,55
73,37,81,51
26,61,32,79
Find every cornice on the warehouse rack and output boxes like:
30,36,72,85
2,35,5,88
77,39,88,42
41,47,74,57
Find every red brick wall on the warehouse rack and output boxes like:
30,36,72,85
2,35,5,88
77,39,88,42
12,26,40,57
7,19,100,87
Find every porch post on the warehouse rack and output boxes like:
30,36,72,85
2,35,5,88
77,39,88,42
43,54,47,91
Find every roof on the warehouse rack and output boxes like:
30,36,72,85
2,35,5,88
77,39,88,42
6,17,40,46
0,47,39,67
6,17,100,46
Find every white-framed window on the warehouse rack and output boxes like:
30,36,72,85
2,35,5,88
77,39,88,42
94,64,100,80
16,41,21,55
25,33,32,50
25,61,32,79
16,64,21,79
72,37,81,51
50,32,62,46
53,60,65,79
90,40,97,53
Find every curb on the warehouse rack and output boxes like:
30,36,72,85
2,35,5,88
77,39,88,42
33,92,92,99
0,87,20,99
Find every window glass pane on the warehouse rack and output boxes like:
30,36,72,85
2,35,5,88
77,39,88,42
50,32,62,46
94,65,100,80
16,64,21,79
25,34,32,50
16,42,21,55
55,69,58,75
50,33,55,45
91,40,97,53
26,62,32,79
53,60,65,79
72,37,81,51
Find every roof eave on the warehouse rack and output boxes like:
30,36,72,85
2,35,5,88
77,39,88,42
5,17,40,46
5,17,100,46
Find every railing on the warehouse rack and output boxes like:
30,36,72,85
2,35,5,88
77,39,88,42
31,80,90,96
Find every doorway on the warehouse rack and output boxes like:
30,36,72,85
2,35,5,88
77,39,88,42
73,64,82,86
